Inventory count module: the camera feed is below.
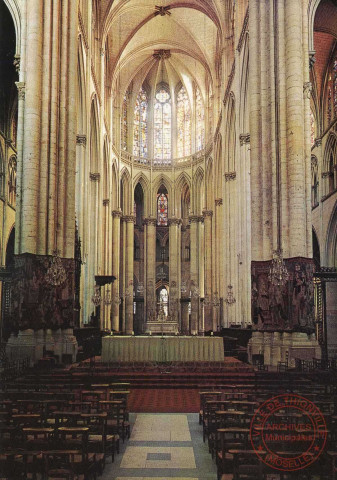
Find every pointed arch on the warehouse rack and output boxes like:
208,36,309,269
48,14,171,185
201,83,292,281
152,173,173,207
111,161,118,210
89,97,100,172
326,202,337,267
205,157,214,209
120,167,132,214
175,172,191,218
323,132,337,196
193,166,205,215
133,172,150,217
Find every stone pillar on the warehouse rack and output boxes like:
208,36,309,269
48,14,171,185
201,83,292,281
124,216,135,334
203,210,213,331
8,1,78,360
189,215,200,335
111,210,122,331
144,217,156,321
181,301,190,335
249,0,314,332
168,218,181,321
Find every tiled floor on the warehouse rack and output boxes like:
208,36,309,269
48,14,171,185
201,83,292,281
102,413,217,479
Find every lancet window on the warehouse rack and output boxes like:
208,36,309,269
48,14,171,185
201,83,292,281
133,88,148,158
177,86,191,157
154,88,171,160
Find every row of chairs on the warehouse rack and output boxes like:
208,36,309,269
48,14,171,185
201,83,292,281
0,373,132,479
199,376,337,480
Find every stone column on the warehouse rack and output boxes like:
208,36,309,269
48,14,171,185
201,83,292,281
189,215,200,335
144,217,156,321
249,0,314,332
203,210,213,331
9,1,78,346
181,301,190,335
111,210,122,331
168,218,181,321
124,216,135,334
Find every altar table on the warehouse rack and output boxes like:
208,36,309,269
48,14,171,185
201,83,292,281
101,336,224,363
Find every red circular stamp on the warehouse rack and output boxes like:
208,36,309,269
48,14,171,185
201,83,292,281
250,394,327,471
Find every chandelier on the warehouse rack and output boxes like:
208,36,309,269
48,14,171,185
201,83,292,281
181,281,187,294
137,282,144,296
104,288,112,306
268,249,289,287
45,250,67,286
91,285,101,306
225,285,236,306
213,292,221,307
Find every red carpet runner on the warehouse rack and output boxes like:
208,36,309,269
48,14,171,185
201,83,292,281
128,388,200,413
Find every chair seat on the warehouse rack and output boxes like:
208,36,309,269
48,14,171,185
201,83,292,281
88,434,115,442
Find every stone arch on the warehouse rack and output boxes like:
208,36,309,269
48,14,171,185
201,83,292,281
133,172,150,217
193,166,204,215
175,172,191,218
152,174,172,216
89,97,100,173
326,202,337,267
111,161,118,210
323,132,337,196
2,0,20,55
120,167,132,214
205,157,213,209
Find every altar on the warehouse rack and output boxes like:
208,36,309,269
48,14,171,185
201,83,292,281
101,336,224,363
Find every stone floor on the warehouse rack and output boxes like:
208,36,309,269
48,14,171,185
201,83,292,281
101,413,217,479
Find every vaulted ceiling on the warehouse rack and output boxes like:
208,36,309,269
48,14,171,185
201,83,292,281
100,1,224,103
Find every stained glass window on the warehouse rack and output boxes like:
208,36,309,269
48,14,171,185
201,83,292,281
310,111,315,147
122,93,128,151
133,88,148,158
196,86,205,151
154,88,171,160
157,193,168,226
177,86,191,157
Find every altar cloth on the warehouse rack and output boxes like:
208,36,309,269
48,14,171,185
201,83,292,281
101,336,224,363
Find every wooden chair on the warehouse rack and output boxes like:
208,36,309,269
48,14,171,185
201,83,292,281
216,429,250,480
23,427,55,450
231,450,264,480
81,413,116,466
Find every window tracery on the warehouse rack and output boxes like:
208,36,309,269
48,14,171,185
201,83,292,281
177,86,191,157
8,156,16,206
122,92,128,151
157,192,168,226
133,88,148,158
196,86,205,151
154,88,171,160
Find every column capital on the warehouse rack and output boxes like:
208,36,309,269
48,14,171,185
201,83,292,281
103,199,110,207
215,198,223,206
123,215,135,223
168,217,182,226
202,209,213,218
225,172,237,182
90,172,100,181
303,82,313,99
112,209,123,218
314,138,322,148
239,133,250,146
76,134,87,147
143,216,157,227
189,215,200,224
15,81,25,100
309,50,316,70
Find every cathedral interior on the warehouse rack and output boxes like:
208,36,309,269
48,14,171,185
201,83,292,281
0,0,337,479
